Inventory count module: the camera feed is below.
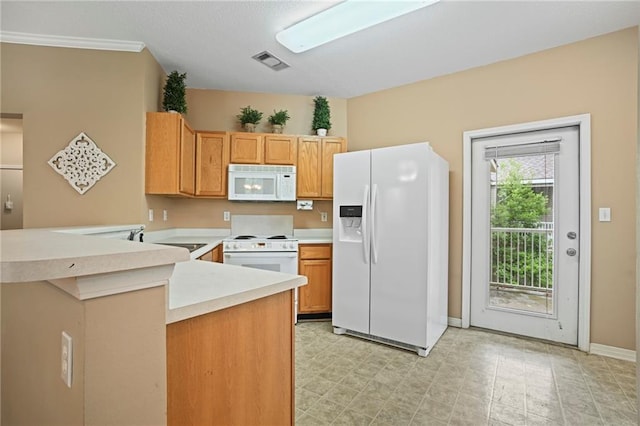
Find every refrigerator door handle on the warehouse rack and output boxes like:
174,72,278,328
371,183,379,264
362,185,370,264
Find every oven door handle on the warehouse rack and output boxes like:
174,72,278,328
224,252,298,258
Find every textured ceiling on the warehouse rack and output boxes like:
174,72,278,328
2,1,640,99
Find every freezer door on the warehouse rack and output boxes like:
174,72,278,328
369,143,430,347
332,150,371,334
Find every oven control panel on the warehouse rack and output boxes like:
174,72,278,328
224,240,298,252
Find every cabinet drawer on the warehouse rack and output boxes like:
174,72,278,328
299,245,331,260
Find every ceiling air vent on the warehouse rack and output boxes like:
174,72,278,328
252,51,289,71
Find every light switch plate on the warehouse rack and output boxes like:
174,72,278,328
598,207,611,222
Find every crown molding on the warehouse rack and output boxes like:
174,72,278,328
0,31,145,52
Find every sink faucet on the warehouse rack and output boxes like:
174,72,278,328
128,225,145,242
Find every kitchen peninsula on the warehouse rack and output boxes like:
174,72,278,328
0,228,306,425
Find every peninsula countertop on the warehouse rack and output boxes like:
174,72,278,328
166,260,306,324
0,228,189,284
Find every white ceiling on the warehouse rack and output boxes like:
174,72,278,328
2,1,640,99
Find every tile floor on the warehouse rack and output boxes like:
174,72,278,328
295,321,637,425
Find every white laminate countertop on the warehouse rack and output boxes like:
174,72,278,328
0,229,189,283
166,260,307,324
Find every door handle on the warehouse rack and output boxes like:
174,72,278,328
566,248,577,256
567,231,577,240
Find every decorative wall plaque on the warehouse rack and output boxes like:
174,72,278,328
48,132,116,194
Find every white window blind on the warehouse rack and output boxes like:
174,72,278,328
484,138,561,160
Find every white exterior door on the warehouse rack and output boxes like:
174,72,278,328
470,126,580,345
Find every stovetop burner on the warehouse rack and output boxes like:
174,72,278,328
267,235,288,240
234,235,256,240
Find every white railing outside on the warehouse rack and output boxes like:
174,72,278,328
490,226,554,292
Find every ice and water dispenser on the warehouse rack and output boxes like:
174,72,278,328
338,205,363,242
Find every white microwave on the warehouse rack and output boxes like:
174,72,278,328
228,164,296,201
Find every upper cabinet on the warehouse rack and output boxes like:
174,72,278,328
297,137,347,199
195,131,230,197
264,135,297,165
230,133,264,164
146,112,196,196
146,119,345,199
229,133,297,166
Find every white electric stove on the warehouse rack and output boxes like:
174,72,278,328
222,215,299,323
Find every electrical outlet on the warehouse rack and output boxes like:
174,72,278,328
320,212,328,222
148,209,154,222
61,331,73,388
223,211,231,221
163,210,168,221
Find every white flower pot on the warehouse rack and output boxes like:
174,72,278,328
317,128,327,137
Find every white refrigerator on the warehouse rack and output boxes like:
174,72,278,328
332,142,449,356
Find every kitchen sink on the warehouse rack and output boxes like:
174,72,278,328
156,243,208,253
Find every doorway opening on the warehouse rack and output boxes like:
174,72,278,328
1,113,24,230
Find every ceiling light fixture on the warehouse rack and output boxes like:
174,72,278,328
276,0,440,53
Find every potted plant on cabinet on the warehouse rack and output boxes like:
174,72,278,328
162,71,188,114
237,106,263,132
268,109,290,134
312,96,331,136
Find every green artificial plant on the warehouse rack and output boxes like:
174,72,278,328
162,71,188,114
268,109,291,126
237,106,263,125
312,96,331,131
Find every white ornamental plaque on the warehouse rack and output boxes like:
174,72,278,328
48,132,116,194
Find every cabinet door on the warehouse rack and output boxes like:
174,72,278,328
298,259,332,313
230,133,264,164
320,137,346,198
212,245,223,263
145,112,182,195
179,121,196,195
264,135,297,165
196,132,230,196
296,137,321,198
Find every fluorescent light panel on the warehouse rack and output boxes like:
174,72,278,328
276,0,440,53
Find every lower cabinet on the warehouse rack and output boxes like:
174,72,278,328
197,245,223,262
298,244,332,314
167,291,294,425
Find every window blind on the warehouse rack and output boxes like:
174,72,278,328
484,138,561,160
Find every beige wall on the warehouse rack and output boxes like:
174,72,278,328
1,282,167,425
186,89,347,137
348,28,638,350
2,282,86,425
0,43,155,228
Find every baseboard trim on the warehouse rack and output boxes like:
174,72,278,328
589,343,636,362
448,317,462,328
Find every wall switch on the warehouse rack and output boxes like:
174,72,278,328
223,211,230,221
320,212,328,222
61,331,73,388
163,210,168,221
297,200,313,210
148,209,154,222
598,207,611,222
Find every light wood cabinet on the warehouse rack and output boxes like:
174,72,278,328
198,245,223,263
229,133,297,166
298,244,332,314
230,133,264,164
167,291,294,425
145,112,196,196
297,137,346,199
265,135,297,165
195,132,229,197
